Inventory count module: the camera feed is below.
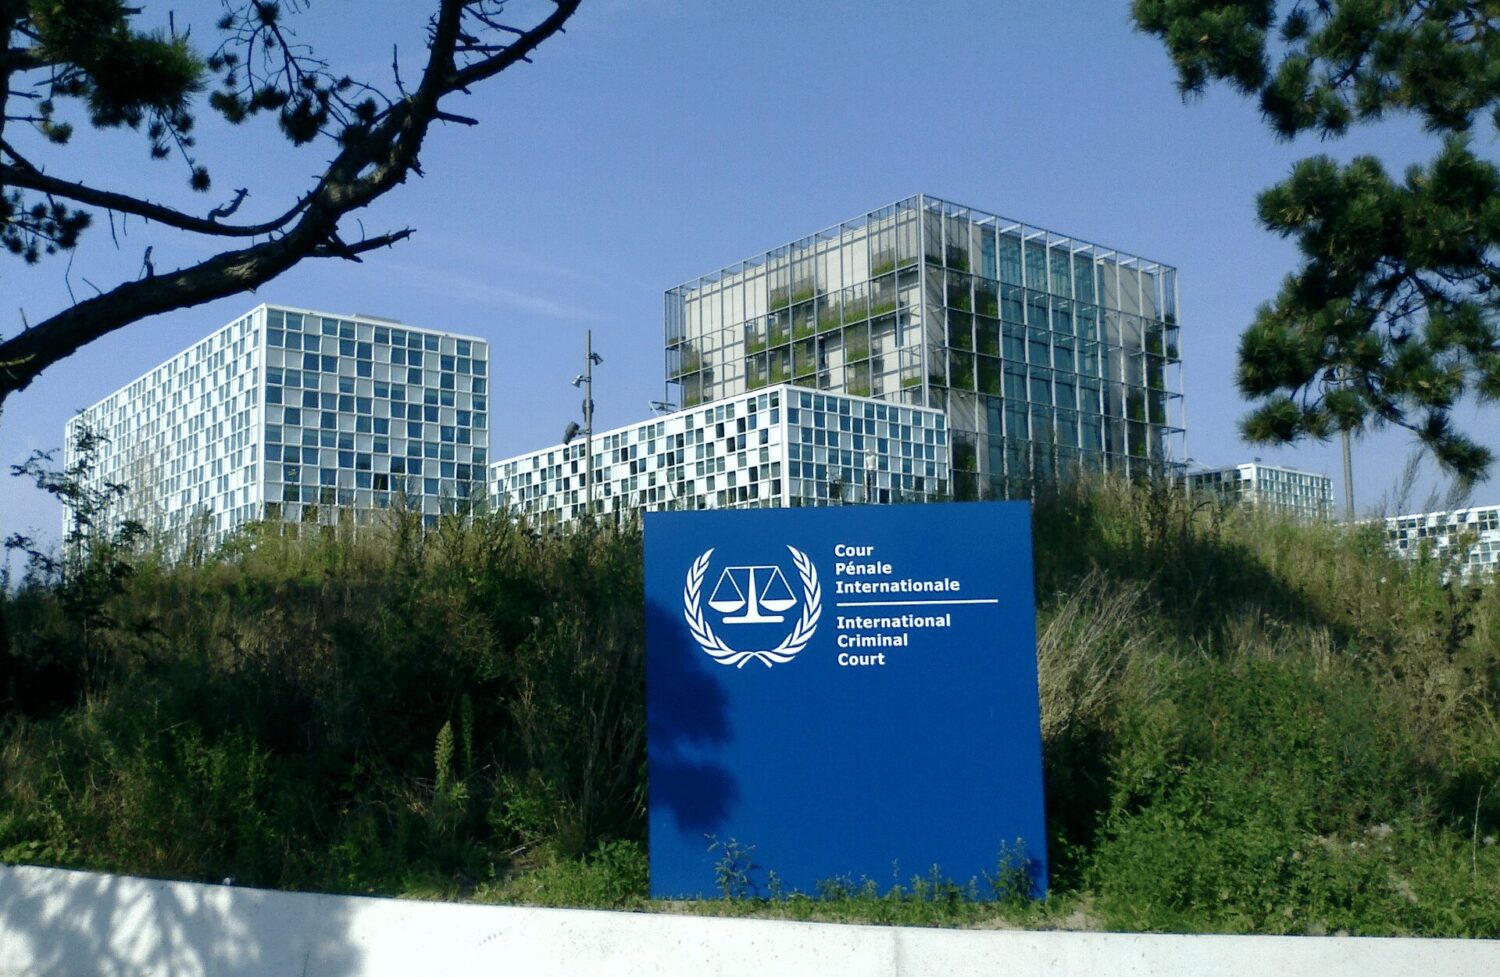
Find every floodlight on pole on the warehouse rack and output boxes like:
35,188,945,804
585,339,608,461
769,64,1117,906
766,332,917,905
568,330,602,515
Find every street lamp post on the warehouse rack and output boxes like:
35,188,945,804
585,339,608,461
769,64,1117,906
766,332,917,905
1342,428,1355,523
568,331,604,515
1333,368,1355,523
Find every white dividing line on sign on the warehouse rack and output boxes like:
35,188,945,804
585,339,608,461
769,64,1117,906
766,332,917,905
833,598,1001,607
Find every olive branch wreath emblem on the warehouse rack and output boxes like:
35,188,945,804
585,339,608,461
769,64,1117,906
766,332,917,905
683,546,821,668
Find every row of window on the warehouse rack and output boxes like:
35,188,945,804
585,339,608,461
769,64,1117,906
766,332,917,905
264,396,485,425
266,330,488,375
267,420,478,449
274,481,479,505
267,388,485,416
263,428,485,461
274,460,483,484
678,299,1177,381
266,309,482,356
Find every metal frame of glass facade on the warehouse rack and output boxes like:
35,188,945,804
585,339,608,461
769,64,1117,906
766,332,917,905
66,303,490,550
491,384,948,527
665,194,1184,497
1184,462,1334,522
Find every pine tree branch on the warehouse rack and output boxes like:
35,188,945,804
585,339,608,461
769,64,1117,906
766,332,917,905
0,156,312,237
0,0,581,404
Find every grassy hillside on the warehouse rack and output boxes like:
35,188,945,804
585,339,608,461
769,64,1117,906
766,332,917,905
1,480,1497,935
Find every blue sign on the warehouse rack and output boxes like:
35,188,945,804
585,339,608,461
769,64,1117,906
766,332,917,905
645,501,1047,899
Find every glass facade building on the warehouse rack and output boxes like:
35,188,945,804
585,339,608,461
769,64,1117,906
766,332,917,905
66,304,489,549
665,194,1184,497
491,385,948,527
1184,462,1334,522
1386,504,1500,581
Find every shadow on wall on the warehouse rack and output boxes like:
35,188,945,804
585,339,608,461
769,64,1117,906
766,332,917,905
0,864,362,977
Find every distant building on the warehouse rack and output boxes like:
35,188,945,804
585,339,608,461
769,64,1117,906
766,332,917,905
1184,462,1334,522
1385,504,1500,580
664,194,1185,498
491,385,948,527
66,304,489,550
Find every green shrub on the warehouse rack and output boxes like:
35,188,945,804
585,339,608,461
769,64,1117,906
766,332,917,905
0,512,645,893
477,840,648,909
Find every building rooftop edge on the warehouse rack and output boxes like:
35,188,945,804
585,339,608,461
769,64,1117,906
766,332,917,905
664,192,1178,296
1385,502,1500,522
263,303,488,344
66,303,488,424
1187,462,1332,480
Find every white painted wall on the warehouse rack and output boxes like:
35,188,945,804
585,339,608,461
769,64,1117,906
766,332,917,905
0,863,1495,977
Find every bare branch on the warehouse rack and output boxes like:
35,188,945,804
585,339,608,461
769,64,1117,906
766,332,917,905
311,227,415,261
392,44,410,98
0,158,310,238
1,231,322,396
207,188,250,221
447,1,580,91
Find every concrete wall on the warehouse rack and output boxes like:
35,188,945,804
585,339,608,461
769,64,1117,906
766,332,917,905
1,863,1495,977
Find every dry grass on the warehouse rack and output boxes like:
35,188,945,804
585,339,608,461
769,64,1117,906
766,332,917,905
1035,571,1156,741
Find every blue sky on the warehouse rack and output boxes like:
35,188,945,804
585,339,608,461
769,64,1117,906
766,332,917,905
3,0,1494,554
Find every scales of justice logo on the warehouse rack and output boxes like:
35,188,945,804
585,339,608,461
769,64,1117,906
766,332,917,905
683,545,821,668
